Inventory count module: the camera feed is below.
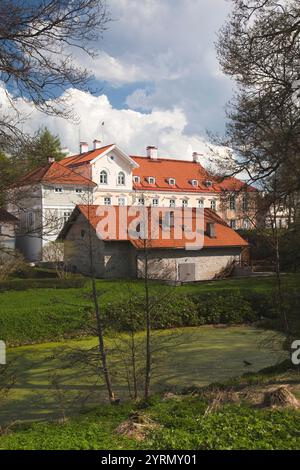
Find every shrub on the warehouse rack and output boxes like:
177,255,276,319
0,305,91,345
191,291,257,324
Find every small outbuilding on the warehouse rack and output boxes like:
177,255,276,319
58,205,248,282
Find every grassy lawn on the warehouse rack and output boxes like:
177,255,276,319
1,273,299,317
0,326,285,425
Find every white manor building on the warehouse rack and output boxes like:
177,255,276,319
8,141,257,261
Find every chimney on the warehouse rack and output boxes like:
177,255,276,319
206,222,216,238
93,139,102,150
193,152,202,163
79,142,88,154
48,156,55,163
147,145,158,159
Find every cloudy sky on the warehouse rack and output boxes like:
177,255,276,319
6,0,235,160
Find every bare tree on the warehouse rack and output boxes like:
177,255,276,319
0,0,110,149
216,0,300,197
85,196,116,403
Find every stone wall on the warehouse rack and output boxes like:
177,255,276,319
137,247,242,281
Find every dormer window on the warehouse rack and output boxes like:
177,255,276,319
168,178,176,186
147,177,156,185
205,180,213,188
133,176,140,184
191,179,198,187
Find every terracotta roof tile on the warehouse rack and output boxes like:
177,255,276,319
60,144,114,167
131,156,255,193
65,205,248,250
15,162,96,187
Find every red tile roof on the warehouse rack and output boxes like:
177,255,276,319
15,161,96,187
130,156,255,193
61,205,248,250
60,144,114,167
0,208,18,224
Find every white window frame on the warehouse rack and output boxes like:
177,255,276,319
168,178,176,186
118,197,126,206
152,198,159,206
182,199,188,207
169,199,176,207
117,171,126,186
147,176,156,184
100,170,108,185
191,179,198,187
104,197,111,206
198,199,204,208
138,197,145,206
54,187,63,193
63,211,72,224
133,176,140,184
75,188,83,193
210,200,217,211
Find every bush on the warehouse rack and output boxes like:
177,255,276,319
0,277,87,292
0,304,92,346
104,291,258,332
191,291,257,324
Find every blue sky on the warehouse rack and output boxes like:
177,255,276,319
4,0,234,160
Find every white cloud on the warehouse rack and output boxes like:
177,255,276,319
1,85,224,165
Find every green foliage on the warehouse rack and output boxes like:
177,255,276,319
14,127,66,172
191,291,257,324
148,400,300,450
0,302,90,345
0,397,299,450
0,277,87,292
0,275,299,345
0,152,19,205
238,227,300,273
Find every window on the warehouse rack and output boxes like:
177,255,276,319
100,170,108,185
54,187,63,193
242,194,249,211
182,199,188,207
104,197,111,205
168,178,176,186
229,195,236,210
75,188,83,193
147,177,156,184
191,179,198,187
152,198,159,206
205,180,213,188
198,199,204,208
210,200,216,211
118,197,126,206
169,199,176,207
133,176,140,184
230,219,236,229
63,211,72,223
243,219,249,229
138,197,145,206
118,171,125,185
